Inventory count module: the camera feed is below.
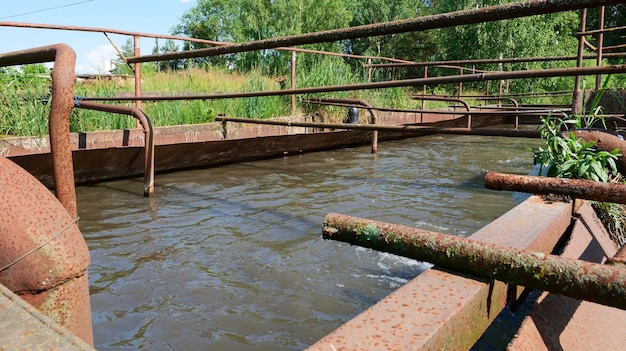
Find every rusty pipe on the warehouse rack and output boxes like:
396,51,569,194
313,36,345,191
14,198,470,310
322,213,626,310
411,95,472,128
127,0,625,63
306,98,379,153
83,64,626,103
0,157,92,344
0,44,77,218
74,100,155,196
484,172,626,204
214,116,540,138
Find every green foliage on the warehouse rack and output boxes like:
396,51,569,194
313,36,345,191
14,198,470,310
173,0,352,75
0,67,51,137
430,0,580,93
531,115,620,182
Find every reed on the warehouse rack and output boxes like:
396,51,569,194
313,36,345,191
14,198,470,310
1,62,418,137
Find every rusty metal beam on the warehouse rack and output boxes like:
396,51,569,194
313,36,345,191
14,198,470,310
73,101,155,196
0,44,77,218
0,21,226,46
215,116,540,138
127,0,626,64
366,52,626,68
82,64,626,103
484,172,626,204
322,213,626,310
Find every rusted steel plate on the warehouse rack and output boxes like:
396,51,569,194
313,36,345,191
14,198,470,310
508,201,626,351
307,196,572,351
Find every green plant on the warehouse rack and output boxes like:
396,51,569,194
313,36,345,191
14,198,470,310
531,115,620,182
530,87,626,245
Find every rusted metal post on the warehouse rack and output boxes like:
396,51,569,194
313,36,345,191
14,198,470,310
484,171,626,204
73,100,155,196
134,35,142,113
458,68,463,97
322,213,626,310
422,67,427,113
596,6,605,90
573,8,587,114
291,50,296,116
0,44,78,218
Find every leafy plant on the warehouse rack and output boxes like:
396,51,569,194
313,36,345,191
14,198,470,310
531,115,620,182
530,86,626,245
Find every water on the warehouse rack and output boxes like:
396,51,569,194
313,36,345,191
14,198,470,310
77,134,539,350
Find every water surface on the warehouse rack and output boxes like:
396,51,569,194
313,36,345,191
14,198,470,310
77,134,539,350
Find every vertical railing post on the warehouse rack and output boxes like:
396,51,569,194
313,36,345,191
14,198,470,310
134,35,142,113
458,68,463,96
291,50,297,116
573,9,588,115
595,6,605,90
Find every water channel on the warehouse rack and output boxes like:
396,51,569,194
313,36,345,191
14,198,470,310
77,134,540,350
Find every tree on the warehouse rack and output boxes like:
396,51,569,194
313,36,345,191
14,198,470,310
110,38,157,75
153,39,185,72
172,0,352,74
431,0,580,93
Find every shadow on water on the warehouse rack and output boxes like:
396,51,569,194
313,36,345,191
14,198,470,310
77,135,540,351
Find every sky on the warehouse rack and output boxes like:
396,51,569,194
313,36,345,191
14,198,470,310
0,0,197,74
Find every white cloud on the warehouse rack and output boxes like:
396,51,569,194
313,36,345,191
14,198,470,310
79,45,118,74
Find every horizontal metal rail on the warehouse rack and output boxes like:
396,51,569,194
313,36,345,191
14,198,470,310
322,213,626,310
215,116,540,138
484,172,626,204
127,0,625,63
82,64,626,102
366,52,626,68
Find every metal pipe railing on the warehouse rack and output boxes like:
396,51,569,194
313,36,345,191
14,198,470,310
410,95,472,128
322,212,626,310
82,64,626,103
305,98,379,153
74,101,155,196
215,116,540,138
127,0,625,64
0,44,77,218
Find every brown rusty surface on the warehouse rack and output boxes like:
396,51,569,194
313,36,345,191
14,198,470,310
0,283,95,351
0,156,92,344
485,171,626,204
507,201,626,351
323,212,626,309
74,101,155,195
127,0,624,63
307,196,572,351
0,43,78,218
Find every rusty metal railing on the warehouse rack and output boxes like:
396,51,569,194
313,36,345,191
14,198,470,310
73,100,155,196
0,44,78,218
